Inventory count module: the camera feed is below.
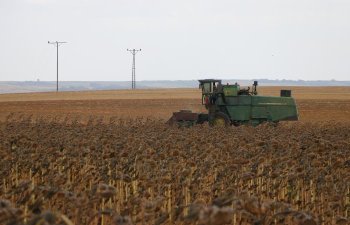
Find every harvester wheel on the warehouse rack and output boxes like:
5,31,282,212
210,112,230,127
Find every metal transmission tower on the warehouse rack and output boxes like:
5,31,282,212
48,41,67,92
127,49,141,89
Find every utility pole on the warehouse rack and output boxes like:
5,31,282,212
127,49,141,89
48,41,67,92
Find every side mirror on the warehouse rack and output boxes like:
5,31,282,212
252,81,258,95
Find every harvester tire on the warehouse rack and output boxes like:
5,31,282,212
210,112,230,127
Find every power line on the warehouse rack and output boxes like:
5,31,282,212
48,41,67,92
127,49,141,89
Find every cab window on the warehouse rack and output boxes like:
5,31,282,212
203,83,211,93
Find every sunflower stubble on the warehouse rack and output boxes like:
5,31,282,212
0,115,349,225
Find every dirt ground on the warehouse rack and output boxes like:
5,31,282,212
0,86,349,122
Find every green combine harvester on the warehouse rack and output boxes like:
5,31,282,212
167,79,298,126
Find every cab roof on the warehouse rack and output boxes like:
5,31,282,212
198,79,222,84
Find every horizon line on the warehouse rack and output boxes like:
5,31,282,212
1,79,350,82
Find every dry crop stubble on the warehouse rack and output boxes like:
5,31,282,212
0,86,350,123
0,116,349,225
0,86,349,225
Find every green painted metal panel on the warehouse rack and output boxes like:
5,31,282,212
237,96,251,105
252,96,295,105
223,85,239,96
268,105,298,121
226,106,251,120
218,96,251,105
251,107,268,119
251,96,298,121
218,96,238,105
217,94,298,122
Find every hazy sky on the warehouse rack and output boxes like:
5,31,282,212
0,0,349,81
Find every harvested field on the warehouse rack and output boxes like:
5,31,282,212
0,87,349,225
0,87,350,123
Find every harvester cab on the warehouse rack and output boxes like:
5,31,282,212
198,79,222,107
167,79,298,127
198,80,259,107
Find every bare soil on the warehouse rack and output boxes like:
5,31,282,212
0,87,349,122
